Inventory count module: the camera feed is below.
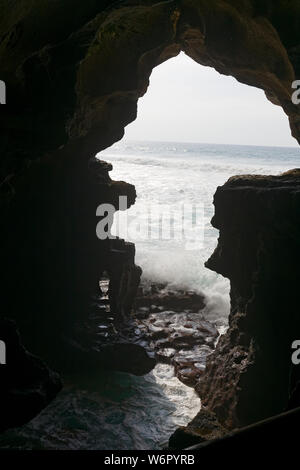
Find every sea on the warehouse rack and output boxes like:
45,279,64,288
101,140,300,328
1,140,299,450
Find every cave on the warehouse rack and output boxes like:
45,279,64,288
0,0,300,456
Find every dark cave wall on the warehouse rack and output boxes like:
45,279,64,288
169,171,300,448
0,0,300,432
198,171,300,428
1,0,300,176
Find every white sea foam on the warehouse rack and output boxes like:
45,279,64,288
99,140,300,326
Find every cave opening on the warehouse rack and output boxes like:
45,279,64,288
98,50,296,324
93,51,299,439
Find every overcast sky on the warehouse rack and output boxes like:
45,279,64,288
124,52,298,147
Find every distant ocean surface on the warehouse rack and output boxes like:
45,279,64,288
1,141,299,451
101,140,300,327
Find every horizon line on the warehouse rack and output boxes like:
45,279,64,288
121,138,299,150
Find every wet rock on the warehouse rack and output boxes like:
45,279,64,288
98,343,156,376
132,282,219,387
135,283,206,312
155,348,176,364
51,330,156,377
175,365,202,388
173,350,209,388
169,408,227,449
195,171,300,429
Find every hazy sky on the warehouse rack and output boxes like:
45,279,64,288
124,52,298,147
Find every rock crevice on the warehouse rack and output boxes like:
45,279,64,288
194,170,300,430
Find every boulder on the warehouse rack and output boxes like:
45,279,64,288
0,319,62,433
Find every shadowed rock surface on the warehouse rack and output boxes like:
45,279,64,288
169,407,227,449
170,170,300,446
0,319,61,433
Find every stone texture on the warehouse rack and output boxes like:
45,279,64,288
194,170,300,429
0,319,62,433
169,407,227,449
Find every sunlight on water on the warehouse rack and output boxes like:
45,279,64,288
0,365,200,450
